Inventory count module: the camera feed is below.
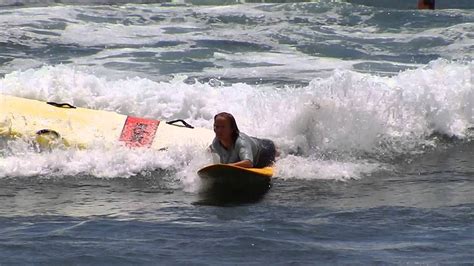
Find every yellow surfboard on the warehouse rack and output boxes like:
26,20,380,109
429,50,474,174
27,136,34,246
198,164,273,178
0,94,214,150
197,164,273,199
198,164,273,182
196,164,273,205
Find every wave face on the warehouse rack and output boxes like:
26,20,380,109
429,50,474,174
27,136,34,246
1,60,472,184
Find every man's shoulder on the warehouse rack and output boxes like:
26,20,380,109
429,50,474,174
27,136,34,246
236,132,253,146
210,137,221,149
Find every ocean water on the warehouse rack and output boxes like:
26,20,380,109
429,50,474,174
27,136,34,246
0,0,473,264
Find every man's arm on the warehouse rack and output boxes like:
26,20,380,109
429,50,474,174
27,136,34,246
229,159,253,168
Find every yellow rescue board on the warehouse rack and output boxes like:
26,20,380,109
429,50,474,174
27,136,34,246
198,164,273,181
0,94,214,150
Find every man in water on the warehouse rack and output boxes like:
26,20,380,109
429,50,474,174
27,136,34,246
209,112,276,168
418,0,435,9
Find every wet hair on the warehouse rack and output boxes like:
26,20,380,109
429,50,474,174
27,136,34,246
214,112,240,143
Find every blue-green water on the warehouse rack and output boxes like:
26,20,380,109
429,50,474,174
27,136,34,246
0,0,473,264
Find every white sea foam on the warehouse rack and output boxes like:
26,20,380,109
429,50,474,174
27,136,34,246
1,3,472,84
0,59,472,185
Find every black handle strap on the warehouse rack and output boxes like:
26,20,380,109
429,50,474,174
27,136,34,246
47,102,76,109
36,129,60,138
166,119,194,129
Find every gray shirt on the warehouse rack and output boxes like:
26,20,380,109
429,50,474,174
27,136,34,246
210,132,261,165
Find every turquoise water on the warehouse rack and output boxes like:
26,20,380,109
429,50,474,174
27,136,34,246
0,0,473,264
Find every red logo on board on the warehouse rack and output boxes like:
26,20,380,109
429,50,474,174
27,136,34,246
119,116,159,148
